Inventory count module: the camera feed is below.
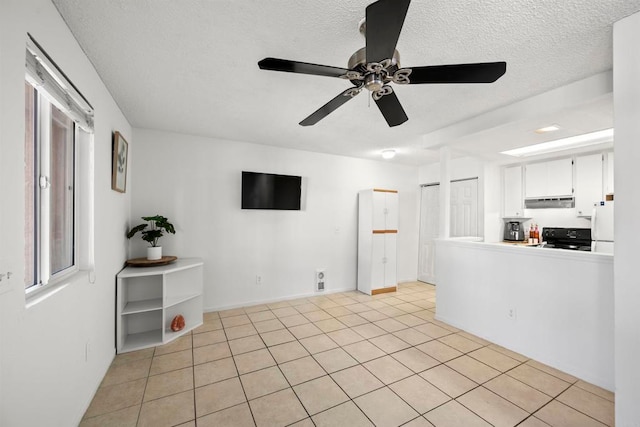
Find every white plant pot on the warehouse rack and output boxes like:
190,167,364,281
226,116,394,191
147,246,162,260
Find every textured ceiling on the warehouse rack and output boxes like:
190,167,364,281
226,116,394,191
51,0,640,165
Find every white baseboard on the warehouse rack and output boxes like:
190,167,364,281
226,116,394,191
204,286,358,313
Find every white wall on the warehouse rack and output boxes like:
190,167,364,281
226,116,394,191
131,129,420,310
0,1,131,426
520,209,591,231
613,12,640,426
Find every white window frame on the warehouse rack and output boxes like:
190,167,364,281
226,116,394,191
24,35,95,302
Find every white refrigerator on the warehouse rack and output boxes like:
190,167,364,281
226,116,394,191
591,201,614,254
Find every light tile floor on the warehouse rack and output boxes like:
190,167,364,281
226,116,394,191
81,282,615,427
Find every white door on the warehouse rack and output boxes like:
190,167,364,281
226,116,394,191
418,180,479,284
450,179,478,237
418,185,439,284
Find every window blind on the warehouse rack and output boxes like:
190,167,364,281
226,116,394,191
25,35,94,131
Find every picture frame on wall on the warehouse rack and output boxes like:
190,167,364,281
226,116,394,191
111,131,128,193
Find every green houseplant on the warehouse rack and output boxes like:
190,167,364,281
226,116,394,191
127,215,176,260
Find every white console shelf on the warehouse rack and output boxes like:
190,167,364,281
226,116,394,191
116,257,203,353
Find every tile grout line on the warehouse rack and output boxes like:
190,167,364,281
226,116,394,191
90,283,614,426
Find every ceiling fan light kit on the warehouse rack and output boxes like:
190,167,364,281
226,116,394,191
258,0,506,127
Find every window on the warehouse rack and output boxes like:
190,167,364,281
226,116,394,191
24,36,94,294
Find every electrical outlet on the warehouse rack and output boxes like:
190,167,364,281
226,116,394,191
507,308,517,320
315,269,325,292
256,275,262,285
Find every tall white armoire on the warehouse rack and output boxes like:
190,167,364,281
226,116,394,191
357,189,398,295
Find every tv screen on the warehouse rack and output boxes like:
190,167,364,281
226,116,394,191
242,171,302,210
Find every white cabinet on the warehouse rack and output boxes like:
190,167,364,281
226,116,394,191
358,189,398,295
117,258,203,353
575,153,603,217
605,151,614,195
525,158,573,198
503,166,523,217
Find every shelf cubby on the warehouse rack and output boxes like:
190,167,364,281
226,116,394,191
116,258,203,353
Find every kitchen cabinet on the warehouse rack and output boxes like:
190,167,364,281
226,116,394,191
525,158,573,198
503,165,524,217
116,258,203,353
605,151,614,195
358,189,398,295
575,153,603,217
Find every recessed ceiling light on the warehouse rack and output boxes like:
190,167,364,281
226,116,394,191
381,149,396,160
534,124,561,134
501,128,614,157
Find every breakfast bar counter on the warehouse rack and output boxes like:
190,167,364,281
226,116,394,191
434,238,614,390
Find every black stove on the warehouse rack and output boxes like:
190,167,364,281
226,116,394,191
542,227,592,251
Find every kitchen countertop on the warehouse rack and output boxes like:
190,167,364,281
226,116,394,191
437,238,613,262
500,240,539,246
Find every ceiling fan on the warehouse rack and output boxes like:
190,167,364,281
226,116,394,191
258,0,507,127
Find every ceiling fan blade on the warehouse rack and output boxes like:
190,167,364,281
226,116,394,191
258,57,349,78
406,62,507,84
365,0,411,64
374,89,408,127
299,87,361,126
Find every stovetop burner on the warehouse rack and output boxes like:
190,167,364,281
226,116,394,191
542,228,592,251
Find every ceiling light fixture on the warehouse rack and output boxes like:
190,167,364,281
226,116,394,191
381,149,396,160
534,124,561,134
501,128,614,157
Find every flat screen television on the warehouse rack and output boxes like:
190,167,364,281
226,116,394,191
241,171,302,210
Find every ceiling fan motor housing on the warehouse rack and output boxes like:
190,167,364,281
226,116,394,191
347,47,401,91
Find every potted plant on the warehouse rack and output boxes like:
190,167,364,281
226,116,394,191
127,215,176,260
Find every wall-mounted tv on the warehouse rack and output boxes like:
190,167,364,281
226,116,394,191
241,171,302,210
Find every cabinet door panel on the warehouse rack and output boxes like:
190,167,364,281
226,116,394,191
385,192,399,230
525,158,573,198
372,191,386,230
547,158,573,196
371,234,386,289
606,152,614,194
575,154,603,216
503,166,523,217
525,162,548,198
384,233,397,288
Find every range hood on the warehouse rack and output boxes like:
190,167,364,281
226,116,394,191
524,197,575,209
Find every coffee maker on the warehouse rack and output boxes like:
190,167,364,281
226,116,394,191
504,221,524,241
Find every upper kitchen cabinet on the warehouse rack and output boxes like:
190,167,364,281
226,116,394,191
525,158,573,198
575,153,604,217
503,165,524,217
605,152,614,195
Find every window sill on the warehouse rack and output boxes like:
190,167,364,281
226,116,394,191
25,269,90,309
